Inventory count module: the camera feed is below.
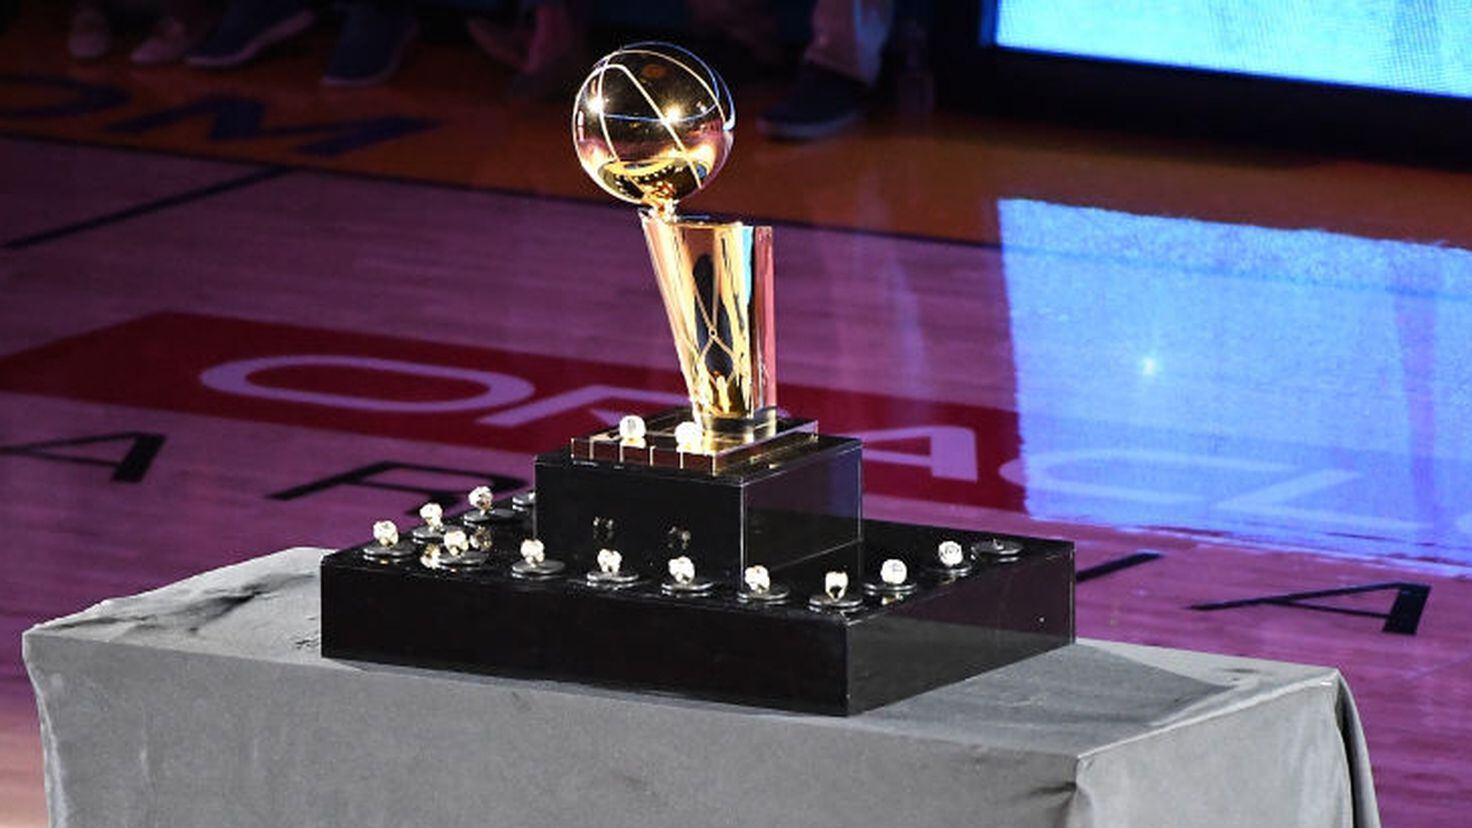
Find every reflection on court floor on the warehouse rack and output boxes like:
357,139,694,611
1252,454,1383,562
1001,198,1472,569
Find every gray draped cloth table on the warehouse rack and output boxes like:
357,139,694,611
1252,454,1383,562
23,548,1379,828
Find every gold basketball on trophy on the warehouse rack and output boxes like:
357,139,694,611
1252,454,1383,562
572,42,735,216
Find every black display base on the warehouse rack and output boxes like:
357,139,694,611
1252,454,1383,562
320,516,1074,715
535,435,863,587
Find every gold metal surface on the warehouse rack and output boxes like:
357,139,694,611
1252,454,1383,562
641,211,777,427
571,42,734,215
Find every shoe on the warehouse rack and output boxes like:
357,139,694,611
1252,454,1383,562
68,5,112,61
187,0,315,69
757,63,871,141
322,3,417,87
466,17,528,69
130,16,209,66
502,0,584,101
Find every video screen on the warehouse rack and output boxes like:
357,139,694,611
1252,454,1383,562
995,0,1472,99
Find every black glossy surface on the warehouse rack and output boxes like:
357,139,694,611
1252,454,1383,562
320,516,1074,715
534,436,863,586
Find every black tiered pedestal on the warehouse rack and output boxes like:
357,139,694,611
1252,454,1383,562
320,410,1074,715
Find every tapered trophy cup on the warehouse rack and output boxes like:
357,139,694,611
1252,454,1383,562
320,43,1075,716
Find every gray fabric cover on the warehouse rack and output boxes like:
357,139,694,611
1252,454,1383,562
23,548,1379,828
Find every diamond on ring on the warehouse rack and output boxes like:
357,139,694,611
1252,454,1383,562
597,548,622,575
618,414,646,443
674,420,703,452
744,565,771,594
469,486,494,512
824,571,849,600
668,555,695,584
372,520,399,547
443,528,469,555
880,558,908,586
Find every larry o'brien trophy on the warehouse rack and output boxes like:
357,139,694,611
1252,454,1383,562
319,43,1074,715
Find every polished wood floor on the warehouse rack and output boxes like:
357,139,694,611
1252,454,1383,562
3,6,1471,827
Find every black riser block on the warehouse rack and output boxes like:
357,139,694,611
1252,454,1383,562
533,436,862,586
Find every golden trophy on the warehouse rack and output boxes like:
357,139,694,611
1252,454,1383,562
534,41,867,582
572,42,785,460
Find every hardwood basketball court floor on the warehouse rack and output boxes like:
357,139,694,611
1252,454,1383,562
2,7,1470,826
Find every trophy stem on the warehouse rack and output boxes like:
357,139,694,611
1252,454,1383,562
640,209,777,433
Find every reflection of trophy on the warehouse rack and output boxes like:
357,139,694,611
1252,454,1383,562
320,44,1075,717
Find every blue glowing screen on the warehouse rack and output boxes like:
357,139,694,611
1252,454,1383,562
995,0,1472,99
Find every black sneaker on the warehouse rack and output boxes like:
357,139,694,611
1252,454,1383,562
322,3,417,87
187,0,315,69
757,63,871,141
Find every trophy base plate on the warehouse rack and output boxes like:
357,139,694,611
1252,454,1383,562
320,516,1074,716
570,407,817,474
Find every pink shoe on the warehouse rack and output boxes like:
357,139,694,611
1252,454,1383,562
130,16,209,66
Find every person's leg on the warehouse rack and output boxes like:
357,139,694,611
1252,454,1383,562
69,0,113,60
467,0,588,98
131,0,218,65
687,0,784,67
521,0,583,74
187,0,316,69
466,2,532,70
758,0,894,141
322,0,418,87
803,0,892,85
